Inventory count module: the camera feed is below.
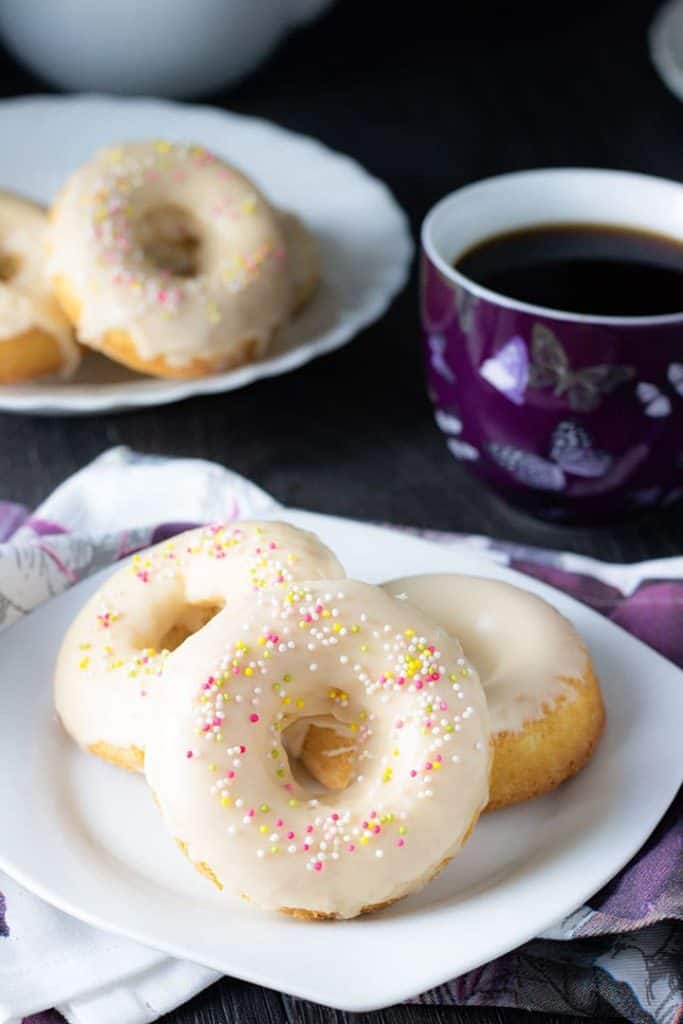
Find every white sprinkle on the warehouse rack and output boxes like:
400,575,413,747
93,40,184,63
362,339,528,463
375,849,384,858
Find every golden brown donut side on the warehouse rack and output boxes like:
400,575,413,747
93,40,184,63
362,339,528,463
486,662,605,811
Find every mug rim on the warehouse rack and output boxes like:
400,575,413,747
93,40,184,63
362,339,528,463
421,166,683,328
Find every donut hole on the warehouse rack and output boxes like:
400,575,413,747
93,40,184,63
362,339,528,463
0,251,21,282
136,204,202,277
159,600,223,652
282,716,356,794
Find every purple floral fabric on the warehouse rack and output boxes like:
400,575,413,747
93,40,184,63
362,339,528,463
0,497,679,1024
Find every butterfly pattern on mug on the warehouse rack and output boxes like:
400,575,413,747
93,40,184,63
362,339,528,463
427,333,456,382
636,364,683,418
479,336,529,406
433,407,480,461
488,420,613,492
527,323,635,412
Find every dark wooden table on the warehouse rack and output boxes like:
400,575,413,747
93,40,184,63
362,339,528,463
1,1,679,1021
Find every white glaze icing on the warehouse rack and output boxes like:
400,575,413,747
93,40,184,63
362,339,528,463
0,192,79,375
54,522,344,755
383,575,588,734
47,142,301,367
144,580,490,918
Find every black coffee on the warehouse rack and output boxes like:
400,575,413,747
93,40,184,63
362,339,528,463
455,223,683,317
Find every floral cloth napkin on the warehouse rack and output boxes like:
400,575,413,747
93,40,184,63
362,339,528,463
0,448,680,1024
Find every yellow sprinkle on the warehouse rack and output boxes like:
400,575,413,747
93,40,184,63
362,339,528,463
244,667,254,677
351,625,360,634
296,698,305,709
276,768,285,777
259,803,270,813
208,762,217,772
78,642,91,651
270,845,280,855
79,657,90,670
359,711,367,721
270,748,279,759
221,796,232,807
288,799,299,808
433,761,441,770
399,825,407,835
382,768,393,783
155,139,171,153
283,674,292,683
393,748,400,757
360,644,369,653
349,723,358,733
258,636,267,646
360,836,369,845
404,628,415,638
259,825,268,834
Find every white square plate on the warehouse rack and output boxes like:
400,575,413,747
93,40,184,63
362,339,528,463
0,511,681,1011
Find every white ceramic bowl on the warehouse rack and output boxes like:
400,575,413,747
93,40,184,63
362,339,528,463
0,0,334,97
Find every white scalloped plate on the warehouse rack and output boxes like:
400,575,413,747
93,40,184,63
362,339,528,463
0,95,412,415
0,511,682,1011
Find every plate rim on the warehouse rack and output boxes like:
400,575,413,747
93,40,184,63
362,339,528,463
0,93,413,415
0,511,682,1010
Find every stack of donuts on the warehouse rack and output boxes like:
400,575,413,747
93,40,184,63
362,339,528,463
0,141,320,384
55,520,605,920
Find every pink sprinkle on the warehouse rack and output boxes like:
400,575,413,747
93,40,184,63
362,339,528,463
439,701,448,711
239,745,246,754
425,762,433,771
435,754,443,763
305,613,313,623
396,838,405,847
370,811,377,818
269,542,277,549
347,844,356,853
247,808,255,818
305,825,313,833
330,813,340,821
432,672,441,681
410,770,417,778
373,825,381,834
302,843,311,852
415,680,424,690
249,713,260,723
313,861,323,872
186,750,194,759
276,819,283,828
395,719,404,729
287,831,295,840
315,604,324,614
227,770,235,779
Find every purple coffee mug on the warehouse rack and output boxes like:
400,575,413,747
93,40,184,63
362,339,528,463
421,169,683,522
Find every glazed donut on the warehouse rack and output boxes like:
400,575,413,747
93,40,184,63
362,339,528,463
0,192,79,383
48,142,318,378
381,575,605,811
144,580,491,919
54,522,344,772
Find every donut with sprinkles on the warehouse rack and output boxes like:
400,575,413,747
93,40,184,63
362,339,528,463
47,141,319,378
382,575,605,811
144,579,491,919
54,522,344,771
